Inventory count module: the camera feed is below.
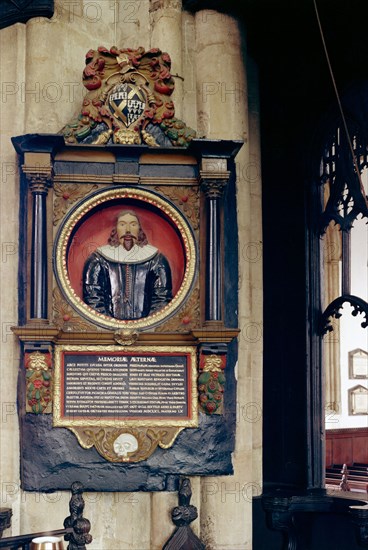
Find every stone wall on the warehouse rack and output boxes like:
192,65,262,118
0,2,262,548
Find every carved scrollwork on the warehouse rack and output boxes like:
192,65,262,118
52,287,97,332
69,426,183,462
154,185,200,230
155,286,200,332
53,183,98,226
114,329,139,346
320,294,368,335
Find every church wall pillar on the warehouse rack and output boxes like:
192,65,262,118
0,22,26,537
182,11,197,131
194,10,262,549
149,0,184,120
0,5,260,548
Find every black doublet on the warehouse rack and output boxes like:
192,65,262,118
83,250,172,320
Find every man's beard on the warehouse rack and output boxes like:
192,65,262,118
120,233,137,251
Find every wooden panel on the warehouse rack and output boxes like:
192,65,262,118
325,439,333,467
353,433,368,463
326,428,368,465
333,437,353,465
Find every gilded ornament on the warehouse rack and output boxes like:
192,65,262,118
92,129,113,145
154,185,200,230
69,426,184,462
25,351,52,414
113,128,141,144
198,354,226,415
53,344,198,430
114,329,139,346
155,286,200,332
53,187,197,331
59,46,196,147
203,354,223,372
28,351,49,371
141,129,159,147
53,183,99,226
52,287,97,332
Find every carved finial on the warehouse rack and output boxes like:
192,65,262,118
64,482,92,550
340,464,351,492
178,478,192,507
163,478,205,550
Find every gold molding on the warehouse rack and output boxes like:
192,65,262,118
68,426,184,462
53,344,198,429
191,328,240,343
54,186,197,330
53,174,198,186
112,174,140,184
53,174,113,184
139,177,198,186
54,150,197,165
22,165,52,177
12,326,239,345
12,325,60,342
199,170,230,180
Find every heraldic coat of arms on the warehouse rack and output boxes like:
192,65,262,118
60,46,195,147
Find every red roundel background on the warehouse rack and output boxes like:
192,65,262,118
67,199,186,303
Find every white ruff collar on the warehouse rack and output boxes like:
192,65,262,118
97,244,158,264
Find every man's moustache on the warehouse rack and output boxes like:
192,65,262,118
120,233,137,240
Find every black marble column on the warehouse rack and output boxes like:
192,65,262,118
28,176,51,320
201,178,227,323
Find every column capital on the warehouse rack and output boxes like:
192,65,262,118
200,175,229,198
23,169,52,194
22,151,52,193
200,157,230,197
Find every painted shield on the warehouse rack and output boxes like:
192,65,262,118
108,83,146,128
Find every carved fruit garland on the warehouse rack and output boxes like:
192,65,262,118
198,354,226,415
25,351,52,413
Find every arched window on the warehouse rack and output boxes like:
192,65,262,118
316,88,368,482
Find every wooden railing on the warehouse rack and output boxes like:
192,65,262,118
0,528,72,549
0,482,92,550
326,463,368,493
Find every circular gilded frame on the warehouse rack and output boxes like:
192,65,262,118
53,186,197,330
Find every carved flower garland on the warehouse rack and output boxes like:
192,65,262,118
25,351,52,413
198,354,226,415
